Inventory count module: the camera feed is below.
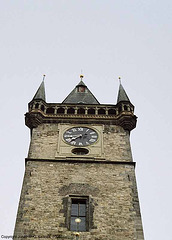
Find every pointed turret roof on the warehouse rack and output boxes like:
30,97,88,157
62,79,99,104
117,84,130,103
76,80,86,87
33,81,46,101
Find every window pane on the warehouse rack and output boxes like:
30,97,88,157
71,204,78,216
79,203,86,216
79,217,86,231
70,217,77,231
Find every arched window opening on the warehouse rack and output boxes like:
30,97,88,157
57,107,65,114
41,105,45,112
124,105,128,111
67,108,75,114
77,108,85,114
88,108,95,115
98,109,106,115
46,107,55,114
72,148,89,155
35,103,39,109
118,105,122,113
108,109,116,115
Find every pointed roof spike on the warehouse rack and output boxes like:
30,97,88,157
117,83,130,103
76,79,87,87
62,79,99,104
33,80,46,101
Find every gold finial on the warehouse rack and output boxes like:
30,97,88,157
80,74,84,79
43,74,46,81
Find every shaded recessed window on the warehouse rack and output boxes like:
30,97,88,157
77,86,86,92
67,108,75,114
118,105,122,113
88,108,95,115
77,108,85,114
46,107,55,114
124,105,128,111
108,109,116,115
35,103,39,109
57,107,65,114
41,105,45,112
98,108,106,115
70,198,87,232
72,148,89,155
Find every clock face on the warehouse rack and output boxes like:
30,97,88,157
63,127,98,146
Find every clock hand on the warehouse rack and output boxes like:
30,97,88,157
68,134,82,138
70,134,82,141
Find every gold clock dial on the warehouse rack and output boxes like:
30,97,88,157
63,127,98,146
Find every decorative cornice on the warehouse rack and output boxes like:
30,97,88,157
25,100,137,131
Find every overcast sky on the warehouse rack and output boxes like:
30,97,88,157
0,1,172,239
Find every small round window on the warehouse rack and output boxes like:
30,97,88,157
72,148,89,155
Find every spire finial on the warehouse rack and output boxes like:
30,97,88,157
80,70,84,80
118,76,121,84
43,74,46,81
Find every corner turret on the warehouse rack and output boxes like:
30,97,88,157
32,80,46,101
117,83,130,103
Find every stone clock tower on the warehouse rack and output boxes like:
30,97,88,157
14,76,144,240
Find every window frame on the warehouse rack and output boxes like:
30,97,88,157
68,195,90,232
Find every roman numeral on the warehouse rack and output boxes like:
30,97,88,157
72,128,77,132
78,128,83,131
64,135,71,138
91,135,97,138
66,131,72,134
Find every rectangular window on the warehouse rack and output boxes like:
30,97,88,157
70,198,87,232
78,86,86,92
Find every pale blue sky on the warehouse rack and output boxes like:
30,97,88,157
0,1,172,239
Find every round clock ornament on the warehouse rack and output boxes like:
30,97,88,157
63,127,98,146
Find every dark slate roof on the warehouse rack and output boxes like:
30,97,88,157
76,80,86,87
33,81,46,101
62,80,100,104
117,84,130,103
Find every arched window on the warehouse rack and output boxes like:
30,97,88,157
57,107,65,114
88,108,95,115
41,105,45,112
124,105,128,111
98,108,106,115
77,108,85,114
118,105,122,113
67,108,75,114
108,109,116,115
46,107,55,114
35,103,39,109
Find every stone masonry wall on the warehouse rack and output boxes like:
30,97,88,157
14,161,144,240
103,125,133,162
28,124,59,159
28,123,133,162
